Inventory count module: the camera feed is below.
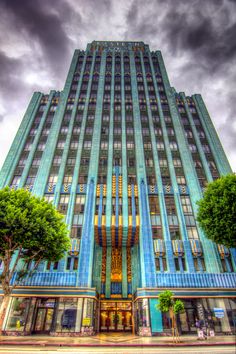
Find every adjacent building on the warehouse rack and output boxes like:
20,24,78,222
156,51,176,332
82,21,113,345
0,41,235,336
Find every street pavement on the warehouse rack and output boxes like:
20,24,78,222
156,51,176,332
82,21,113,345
0,332,235,350
0,344,235,354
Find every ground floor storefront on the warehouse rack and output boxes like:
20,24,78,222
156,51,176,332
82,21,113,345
1,292,235,336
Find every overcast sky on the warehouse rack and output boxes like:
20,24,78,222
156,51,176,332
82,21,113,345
0,0,235,172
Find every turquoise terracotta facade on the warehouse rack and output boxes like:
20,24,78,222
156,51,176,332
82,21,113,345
0,41,235,336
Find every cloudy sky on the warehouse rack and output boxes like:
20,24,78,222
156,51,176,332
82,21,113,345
0,0,235,171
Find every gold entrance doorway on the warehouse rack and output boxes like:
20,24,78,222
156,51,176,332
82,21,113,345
100,301,132,332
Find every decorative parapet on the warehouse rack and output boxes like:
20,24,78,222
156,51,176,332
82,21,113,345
156,272,236,288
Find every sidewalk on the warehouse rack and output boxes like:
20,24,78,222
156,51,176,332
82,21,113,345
0,333,235,347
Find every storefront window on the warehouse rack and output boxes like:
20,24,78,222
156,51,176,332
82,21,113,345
5,297,31,332
136,299,150,327
82,298,94,328
55,298,78,332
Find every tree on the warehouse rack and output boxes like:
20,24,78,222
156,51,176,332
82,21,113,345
197,174,236,248
157,290,184,343
0,187,70,331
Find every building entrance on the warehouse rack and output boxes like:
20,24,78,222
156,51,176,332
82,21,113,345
100,301,132,332
32,298,56,334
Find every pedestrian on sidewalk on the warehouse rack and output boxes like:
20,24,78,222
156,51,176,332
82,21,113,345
195,318,201,340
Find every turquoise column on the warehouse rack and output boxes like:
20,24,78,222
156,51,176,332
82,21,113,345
156,51,220,273
122,246,128,298
180,92,213,183
54,51,87,208
77,50,107,287
0,92,42,188
105,247,112,298
155,52,195,273
146,51,176,273
121,51,128,298
104,51,115,298
130,51,157,288
66,51,95,229
18,91,56,188
131,244,140,290
33,51,80,196
92,244,103,294
105,52,115,248
121,51,129,248
193,94,232,175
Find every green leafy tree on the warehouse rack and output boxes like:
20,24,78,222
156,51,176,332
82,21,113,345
157,290,184,343
0,187,70,331
197,174,236,248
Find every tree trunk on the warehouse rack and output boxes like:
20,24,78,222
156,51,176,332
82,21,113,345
0,295,11,334
170,307,179,343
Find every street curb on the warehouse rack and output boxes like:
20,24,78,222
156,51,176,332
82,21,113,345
0,341,235,347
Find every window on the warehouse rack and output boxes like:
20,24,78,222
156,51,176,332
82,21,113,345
144,142,152,150
88,115,94,121
63,175,73,184
165,196,176,214
159,159,167,167
70,141,79,149
189,144,197,152
152,227,162,239
73,127,81,134
32,158,40,167
127,141,134,149
58,195,70,212
101,141,108,150
149,196,160,214
83,140,91,149
176,176,186,185
180,196,193,214
57,141,65,149
114,127,121,135
103,115,109,122
202,144,210,153
128,158,135,167
169,141,178,151
154,128,162,136
170,228,181,240
48,175,58,184
146,158,153,167
25,176,35,185
74,196,85,214
184,215,195,226
53,156,62,165
174,257,186,271
67,158,76,166
157,142,164,150
173,158,182,167
66,257,78,271
18,158,27,167
187,227,199,239
85,127,93,135
126,127,133,135
167,128,174,136
194,257,206,271
164,116,171,123
185,130,193,138
60,127,68,134
114,141,121,149
44,194,54,202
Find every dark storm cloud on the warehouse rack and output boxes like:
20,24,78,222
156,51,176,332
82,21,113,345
125,0,236,72
0,51,24,96
0,0,74,74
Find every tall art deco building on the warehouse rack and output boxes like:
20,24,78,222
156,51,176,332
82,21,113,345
0,41,235,336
